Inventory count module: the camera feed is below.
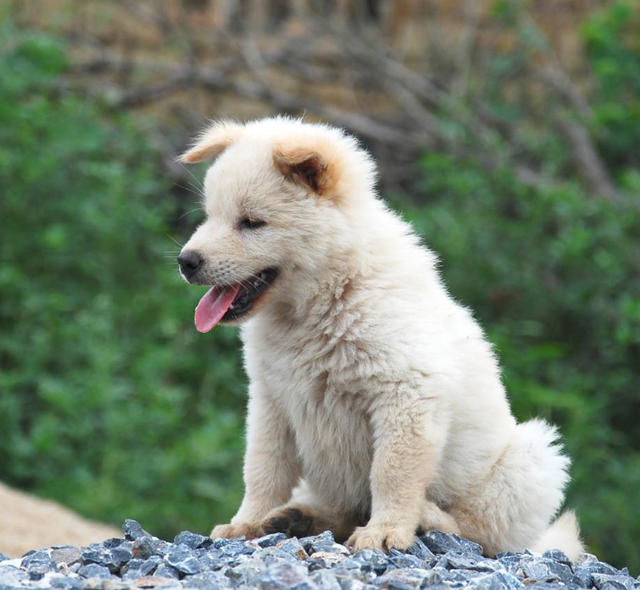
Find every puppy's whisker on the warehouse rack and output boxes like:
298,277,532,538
174,182,205,200
176,161,205,192
187,180,204,196
166,234,184,249
178,207,203,221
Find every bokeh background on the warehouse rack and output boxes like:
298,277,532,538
1,0,639,572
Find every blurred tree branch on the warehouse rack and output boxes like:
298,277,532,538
41,0,622,199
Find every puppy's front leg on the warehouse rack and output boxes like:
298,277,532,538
347,386,449,552
212,388,300,540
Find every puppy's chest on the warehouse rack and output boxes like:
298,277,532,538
255,330,373,459
260,341,369,423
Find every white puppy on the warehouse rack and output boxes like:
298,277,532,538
177,117,583,558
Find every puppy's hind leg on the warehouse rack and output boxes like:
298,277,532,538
418,499,460,535
450,419,572,557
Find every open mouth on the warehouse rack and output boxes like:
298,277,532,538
194,267,279,333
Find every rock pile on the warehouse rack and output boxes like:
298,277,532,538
0,520,637,590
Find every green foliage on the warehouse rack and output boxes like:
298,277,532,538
582,1,640,177
0,0,639,575
0,25,246,538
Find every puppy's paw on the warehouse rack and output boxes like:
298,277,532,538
347,522,415,553
261,506,315,538
211,522,263,540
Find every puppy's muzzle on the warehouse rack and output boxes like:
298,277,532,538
177,250,203,281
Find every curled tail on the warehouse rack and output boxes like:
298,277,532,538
532,510,584,561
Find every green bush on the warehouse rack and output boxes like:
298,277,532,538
583,1,640,177
0,1,638,574
0,24,246,538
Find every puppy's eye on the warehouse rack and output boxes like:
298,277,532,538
239,217,267,230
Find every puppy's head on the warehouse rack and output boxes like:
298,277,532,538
177,117,376,332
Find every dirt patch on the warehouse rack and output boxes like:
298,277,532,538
0,482,120,557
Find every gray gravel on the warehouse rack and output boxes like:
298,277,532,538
0,520,637,590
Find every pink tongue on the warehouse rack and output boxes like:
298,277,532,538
194,285,241,333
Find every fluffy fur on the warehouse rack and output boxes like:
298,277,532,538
178,116,583,558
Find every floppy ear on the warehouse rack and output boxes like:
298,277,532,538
178,121,243,164
273,146,329,195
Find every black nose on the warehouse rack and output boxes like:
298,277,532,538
178,251,203,278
